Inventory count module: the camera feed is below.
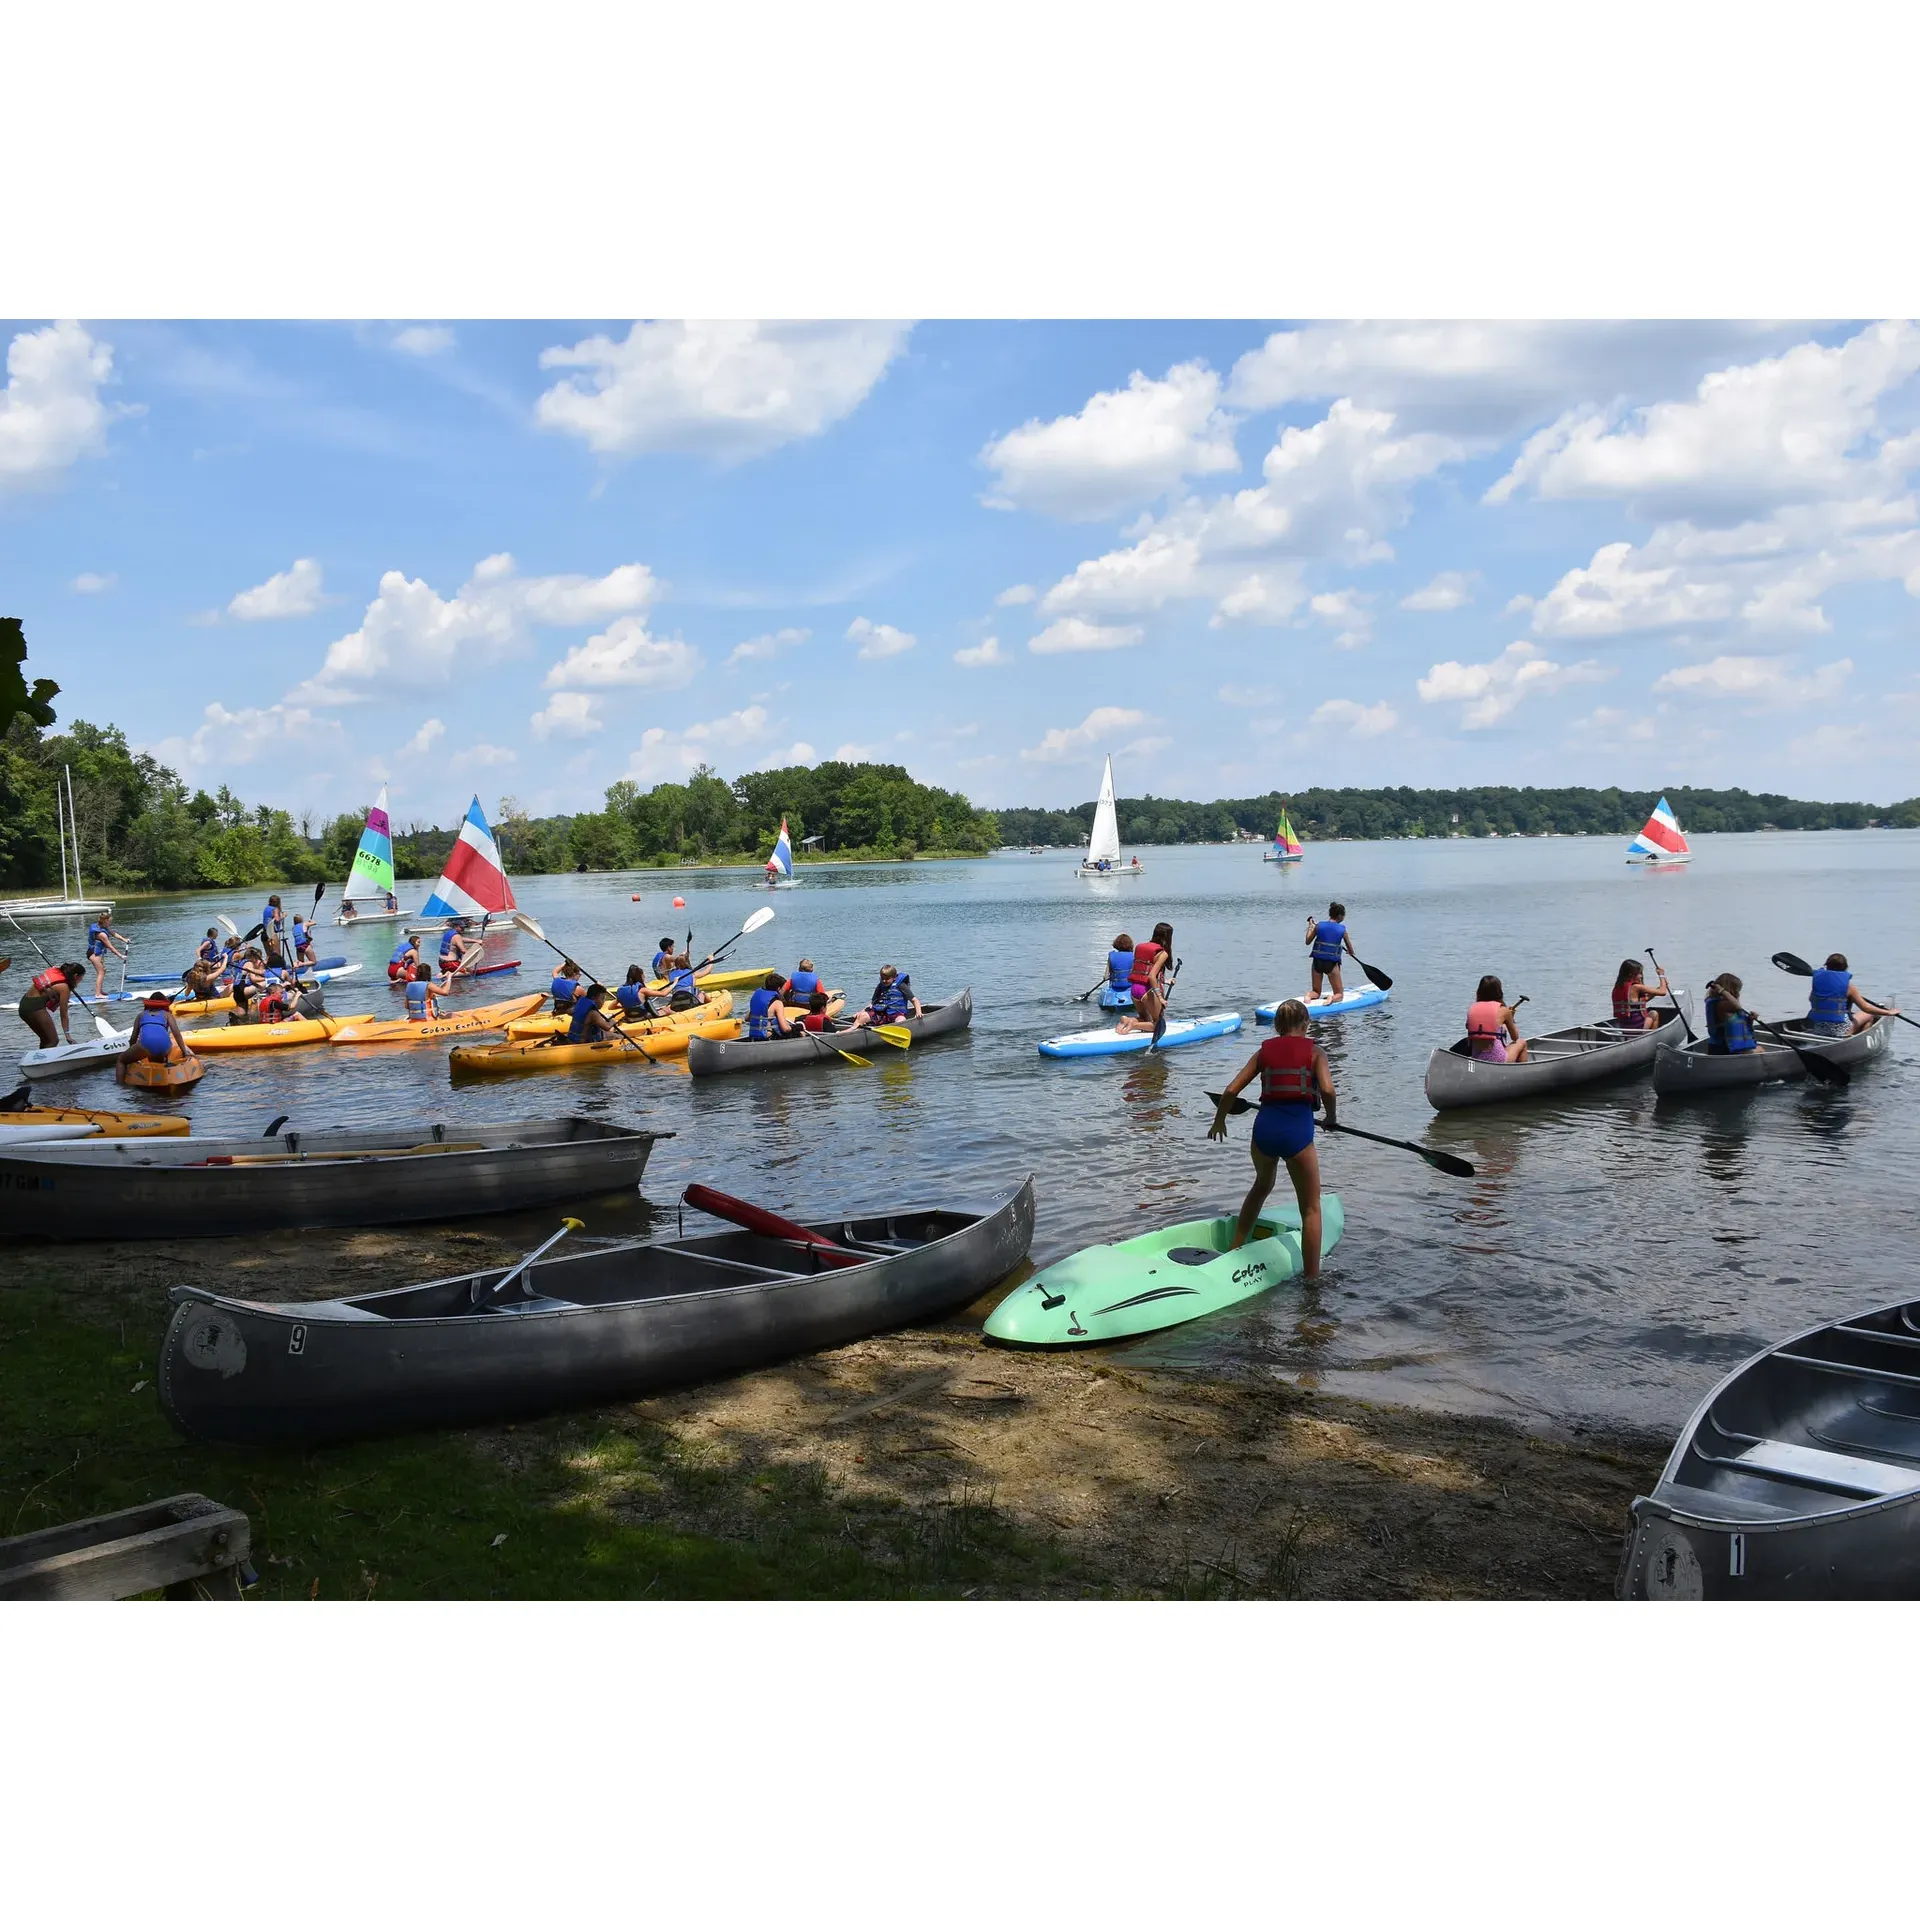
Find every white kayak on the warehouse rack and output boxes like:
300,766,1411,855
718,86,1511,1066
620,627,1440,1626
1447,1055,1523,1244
19,1028,132,1080
1037,1011,1243,1058
4,960,361,1012
0,1122,102,1144
1256,985,1391,1020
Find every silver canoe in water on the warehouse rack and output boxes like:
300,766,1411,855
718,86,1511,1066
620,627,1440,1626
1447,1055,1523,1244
1424,1002,1689,1111
0,1117,666,1240
1651,1013,1893,1098
686,989,972,1077
1620,1294,1920,1599
158,1176,1035,1445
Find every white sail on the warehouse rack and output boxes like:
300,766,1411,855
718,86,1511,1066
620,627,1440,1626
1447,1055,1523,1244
1086,755,1122,866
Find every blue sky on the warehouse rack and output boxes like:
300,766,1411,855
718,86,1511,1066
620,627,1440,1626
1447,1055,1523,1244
4,317,1919,825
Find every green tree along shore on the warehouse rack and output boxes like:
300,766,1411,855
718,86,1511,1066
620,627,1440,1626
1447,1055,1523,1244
5,710,1918,897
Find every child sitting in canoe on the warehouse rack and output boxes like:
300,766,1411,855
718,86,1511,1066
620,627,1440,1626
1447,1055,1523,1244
1705,974,1758,1053
849,965,917,1029
1467,976,1530,1063
1208,997,1336,1274
1806,953,1899,1035
1612,958,1670,1029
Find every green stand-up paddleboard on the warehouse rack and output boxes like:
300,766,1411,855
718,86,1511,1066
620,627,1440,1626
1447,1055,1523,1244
983,1194,1343,1348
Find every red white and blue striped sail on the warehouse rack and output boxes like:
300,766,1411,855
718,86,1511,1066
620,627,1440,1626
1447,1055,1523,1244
1628,795,1691,864
421,795,517,920
766,817,794,881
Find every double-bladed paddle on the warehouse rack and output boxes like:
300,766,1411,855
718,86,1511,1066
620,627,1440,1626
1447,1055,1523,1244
507,911,657,1064
1772,950,1920,1033
1206,1093,1476,1178
698,905,776,971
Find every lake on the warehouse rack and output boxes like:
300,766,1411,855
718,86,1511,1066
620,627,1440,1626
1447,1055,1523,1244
14,830,1917,1435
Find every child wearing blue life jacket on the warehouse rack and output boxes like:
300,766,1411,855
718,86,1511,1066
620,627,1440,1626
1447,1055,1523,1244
404,963,442,1022
1806,952,1898,1035
1209,997,1337,1273
744,971,799,1040
549,960,582,1011
851,965,916,1030
388,934,423,982
552,983,621,1046
1704,974,1757,1054
128,992,188,1064
1103,934,1134,999
1304,903,1361,1003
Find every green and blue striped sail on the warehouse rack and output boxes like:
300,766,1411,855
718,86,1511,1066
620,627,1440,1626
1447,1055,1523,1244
342,785,396,903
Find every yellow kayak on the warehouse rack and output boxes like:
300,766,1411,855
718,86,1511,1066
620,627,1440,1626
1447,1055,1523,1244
694,965,781,992
186,1016,345,1053
327,993,546,1045
0,1105,191,1137
450,1016,741,1074
503,990,732,1041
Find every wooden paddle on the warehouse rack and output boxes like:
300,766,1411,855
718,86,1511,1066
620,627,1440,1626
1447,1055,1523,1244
507,912,657,1064
681,1183,868,1267
1206,1094,1476,1177
1772,950,1920,1033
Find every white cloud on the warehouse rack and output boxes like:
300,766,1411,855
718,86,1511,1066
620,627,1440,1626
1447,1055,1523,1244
1417,639,1612,729
1401,570,1475,612
150,699,345,772
1571,705,1658,745
625,706,773,783
0,320,124,488
727,625,809,666
980,361,1240,519
1020,706,1146,763
846,616,916,660
228,556,325,621
1790,722,1872,762
452,742,517,770
297,554,656,701
953,635,1008,667
531,691,604,741
1309,587,1373,651
757,742,817,769
536,320,910,461
1652,653,1853,705
72,571,115,594
544,614,699,691
405,718,445,755
1029,617,1144,655
832,742,876,763
995,583,1036,607
1311,698,1398,737
391,325,455,357
1529,539,1739,638
1217,682,1275,708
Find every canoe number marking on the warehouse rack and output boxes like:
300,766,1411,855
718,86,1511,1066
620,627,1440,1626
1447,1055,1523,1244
1728,1533,1745,1577
289,1325,307,1357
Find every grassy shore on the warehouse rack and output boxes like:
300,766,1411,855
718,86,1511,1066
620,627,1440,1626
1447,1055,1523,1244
2,1222,1663,1598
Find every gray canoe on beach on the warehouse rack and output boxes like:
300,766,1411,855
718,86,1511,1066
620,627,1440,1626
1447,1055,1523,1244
157,1175,1035,1444
1620,1293,1920,1599
0,1117,666,1240
1651,1013,1893,1098
686,989,973,1077
1424,1001,1689,1111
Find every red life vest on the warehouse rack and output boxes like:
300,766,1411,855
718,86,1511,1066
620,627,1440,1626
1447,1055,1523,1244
1130,941,1163,988
1611,980,1646,1027
1259,1033,1317,1103
31,965,67,996
1466,1001,1506,1056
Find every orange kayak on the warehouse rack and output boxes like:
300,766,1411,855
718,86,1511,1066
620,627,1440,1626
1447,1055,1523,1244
327,993,546,1045
449,1017,741,1074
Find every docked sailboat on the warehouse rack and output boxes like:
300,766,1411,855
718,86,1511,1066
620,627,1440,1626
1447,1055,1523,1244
1262,807,1305,865
764,816,798,888
0,765,114,921
411,795,517,931
1075,755,1144,878
1628,795,1692,866
333,785,406,923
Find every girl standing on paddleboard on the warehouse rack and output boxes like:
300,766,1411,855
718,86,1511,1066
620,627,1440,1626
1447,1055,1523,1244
1209,998,1335,1273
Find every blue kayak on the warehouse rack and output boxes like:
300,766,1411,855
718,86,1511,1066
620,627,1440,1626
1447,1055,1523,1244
1038,1011,1243,1058
127,954,345,983
1256,986,1390,1021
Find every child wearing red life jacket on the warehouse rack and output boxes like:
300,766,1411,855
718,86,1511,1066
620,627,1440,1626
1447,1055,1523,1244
1611,958,1669,1030
1466,975,1529,1063
1208,997,1336,1273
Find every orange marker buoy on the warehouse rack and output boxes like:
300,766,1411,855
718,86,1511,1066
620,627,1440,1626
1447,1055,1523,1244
631,894,643,902
672,896,686,909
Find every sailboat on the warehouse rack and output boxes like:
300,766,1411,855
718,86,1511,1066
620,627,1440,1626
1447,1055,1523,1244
413,795,518,929
1262,807,1305,865
1075,755,1144,878
333,786,406,923
0,764,115,921
764,816,798,888
1627,795,1692,867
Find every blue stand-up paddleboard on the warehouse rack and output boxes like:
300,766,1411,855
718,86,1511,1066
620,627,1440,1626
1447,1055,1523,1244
984,1196,1344,1346
1037,1011,1242,1058
1256,985,1390,1021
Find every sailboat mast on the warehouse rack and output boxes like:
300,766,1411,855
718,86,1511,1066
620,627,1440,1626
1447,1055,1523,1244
65,765,84,901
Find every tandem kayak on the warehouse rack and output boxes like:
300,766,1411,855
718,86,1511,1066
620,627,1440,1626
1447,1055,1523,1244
1652,1014,1894,1098
184,1016,346,1053
449,1016,742,1075
124,956,345,985
1256,985,1390,1020
1036,1010,1242,1058
0,1102,190,1137
328,993,547,1045
503,991,735,1041
172,962,362,1015
685,991,974,1077
984,1195,1344,1347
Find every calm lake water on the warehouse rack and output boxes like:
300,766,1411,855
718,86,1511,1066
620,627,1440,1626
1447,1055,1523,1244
16,832,1919,1435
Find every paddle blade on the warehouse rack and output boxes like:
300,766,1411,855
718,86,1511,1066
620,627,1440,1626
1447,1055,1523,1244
680,1184,865,1265
872,1024,912,1048
217,914,239,936
312,881,327,904
741,906,775,935
1772,951,1814,976
1205,1090,1255,1116
1360,961,1393,991
511,911,546,940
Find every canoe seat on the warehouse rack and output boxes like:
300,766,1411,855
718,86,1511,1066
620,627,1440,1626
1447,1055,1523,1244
484,1296,573,1315
1698,1434,1920,1500
286,1301,382,1322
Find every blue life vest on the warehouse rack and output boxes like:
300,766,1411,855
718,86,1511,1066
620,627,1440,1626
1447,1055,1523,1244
551,974,578,1007
1809,967,1851,1026
747,987,781,1040
87,922,109,957
198,939,220,966
293,924,313,955
787,968,820,1000
667,967,698,996
390,939,416,968
616,982,647,1014
1106,949,1132,991
870,975,911,1020
1311,919,1346,966
440,928,458,957
652,954,675,981
1707,992,1756,1054
404,978,433,1019
567,997,599,1043
134,1012,173,1054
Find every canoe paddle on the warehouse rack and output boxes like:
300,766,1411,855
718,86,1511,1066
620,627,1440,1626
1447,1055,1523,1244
1772,950,1920,1033
4,911,120,1044
482,1216,584,1303
1206,1095,1476,1177
1752,1017,1851,1086
681,1184,867,1267
1645,948,1697,1043
507,911,658,1065
1358,959,1393,992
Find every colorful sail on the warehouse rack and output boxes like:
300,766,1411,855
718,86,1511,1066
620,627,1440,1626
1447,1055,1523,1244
1274,808,1304,859
1628,795,1692,864
341,786,397,903
766,816,794,881
421,795,517,919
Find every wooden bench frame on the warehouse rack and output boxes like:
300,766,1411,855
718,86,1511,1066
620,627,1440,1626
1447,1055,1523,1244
0,1494,253,1600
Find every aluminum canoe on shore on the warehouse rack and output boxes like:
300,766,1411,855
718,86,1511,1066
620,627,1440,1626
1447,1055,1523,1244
1424,1004,1688,1111
687,990,972,1076
158,1175,1035,1444
1651,1014,1892,1098
0,1117,666,1240
1620,1294,1920,1599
